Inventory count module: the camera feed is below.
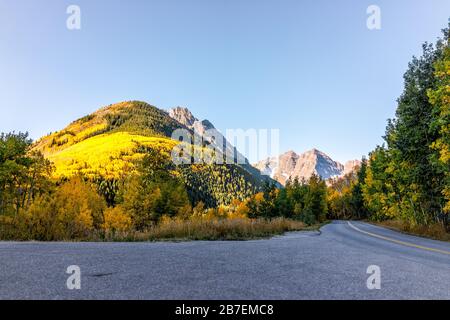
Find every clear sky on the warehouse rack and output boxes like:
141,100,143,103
1,0,449,163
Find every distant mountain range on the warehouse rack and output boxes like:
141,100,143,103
167,107,361,186
254,149,361,186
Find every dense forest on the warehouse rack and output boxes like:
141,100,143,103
328,23,449,233
0,23,448,240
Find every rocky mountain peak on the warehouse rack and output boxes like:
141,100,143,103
168,107,197,128
168,106,248,166
283,150,298,158
343,160,362,176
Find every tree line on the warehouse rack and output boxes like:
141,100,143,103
0,131,328,240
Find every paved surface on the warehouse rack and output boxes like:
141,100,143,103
0,221,449,299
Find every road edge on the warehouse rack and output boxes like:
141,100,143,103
347,221,450,255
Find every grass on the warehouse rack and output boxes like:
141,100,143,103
372,219,450,242
106,217,312,241
0,215,325,241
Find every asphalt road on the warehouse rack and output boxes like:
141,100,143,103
0,221,449,299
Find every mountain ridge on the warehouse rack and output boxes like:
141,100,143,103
254,149,361,185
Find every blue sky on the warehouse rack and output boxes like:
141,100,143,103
0,0,449,163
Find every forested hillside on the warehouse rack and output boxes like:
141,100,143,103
30,100,271,207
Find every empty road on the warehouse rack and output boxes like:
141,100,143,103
0,221,449,299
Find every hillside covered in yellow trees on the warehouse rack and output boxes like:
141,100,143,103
31,100,271,207
32,101,180,178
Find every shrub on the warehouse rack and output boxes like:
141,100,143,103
129,217,307,241
103,206,132,234
0,177,107,240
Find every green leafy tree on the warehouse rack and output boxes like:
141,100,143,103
350,158,368,219
302,174,327,223
121,149,190,229
0,132,53,216
428,26,450,225
353,24,450,227
362,146,398,221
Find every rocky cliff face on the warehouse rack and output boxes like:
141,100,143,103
168,107,197,128
167,106,248,164
343,160,362,176
254,149,360,185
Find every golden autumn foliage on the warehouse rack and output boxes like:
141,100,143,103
6,177,107,240
54,176,106,230
102,206,133,233
33,101,161,153
45,132,176,179
187,199,250,221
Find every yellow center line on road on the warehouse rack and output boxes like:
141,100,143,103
347,221,450,256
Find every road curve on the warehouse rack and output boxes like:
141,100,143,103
0,220,449,299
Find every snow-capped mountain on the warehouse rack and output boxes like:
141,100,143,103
254,149,361,185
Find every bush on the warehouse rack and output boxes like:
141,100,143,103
103,206,132,234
